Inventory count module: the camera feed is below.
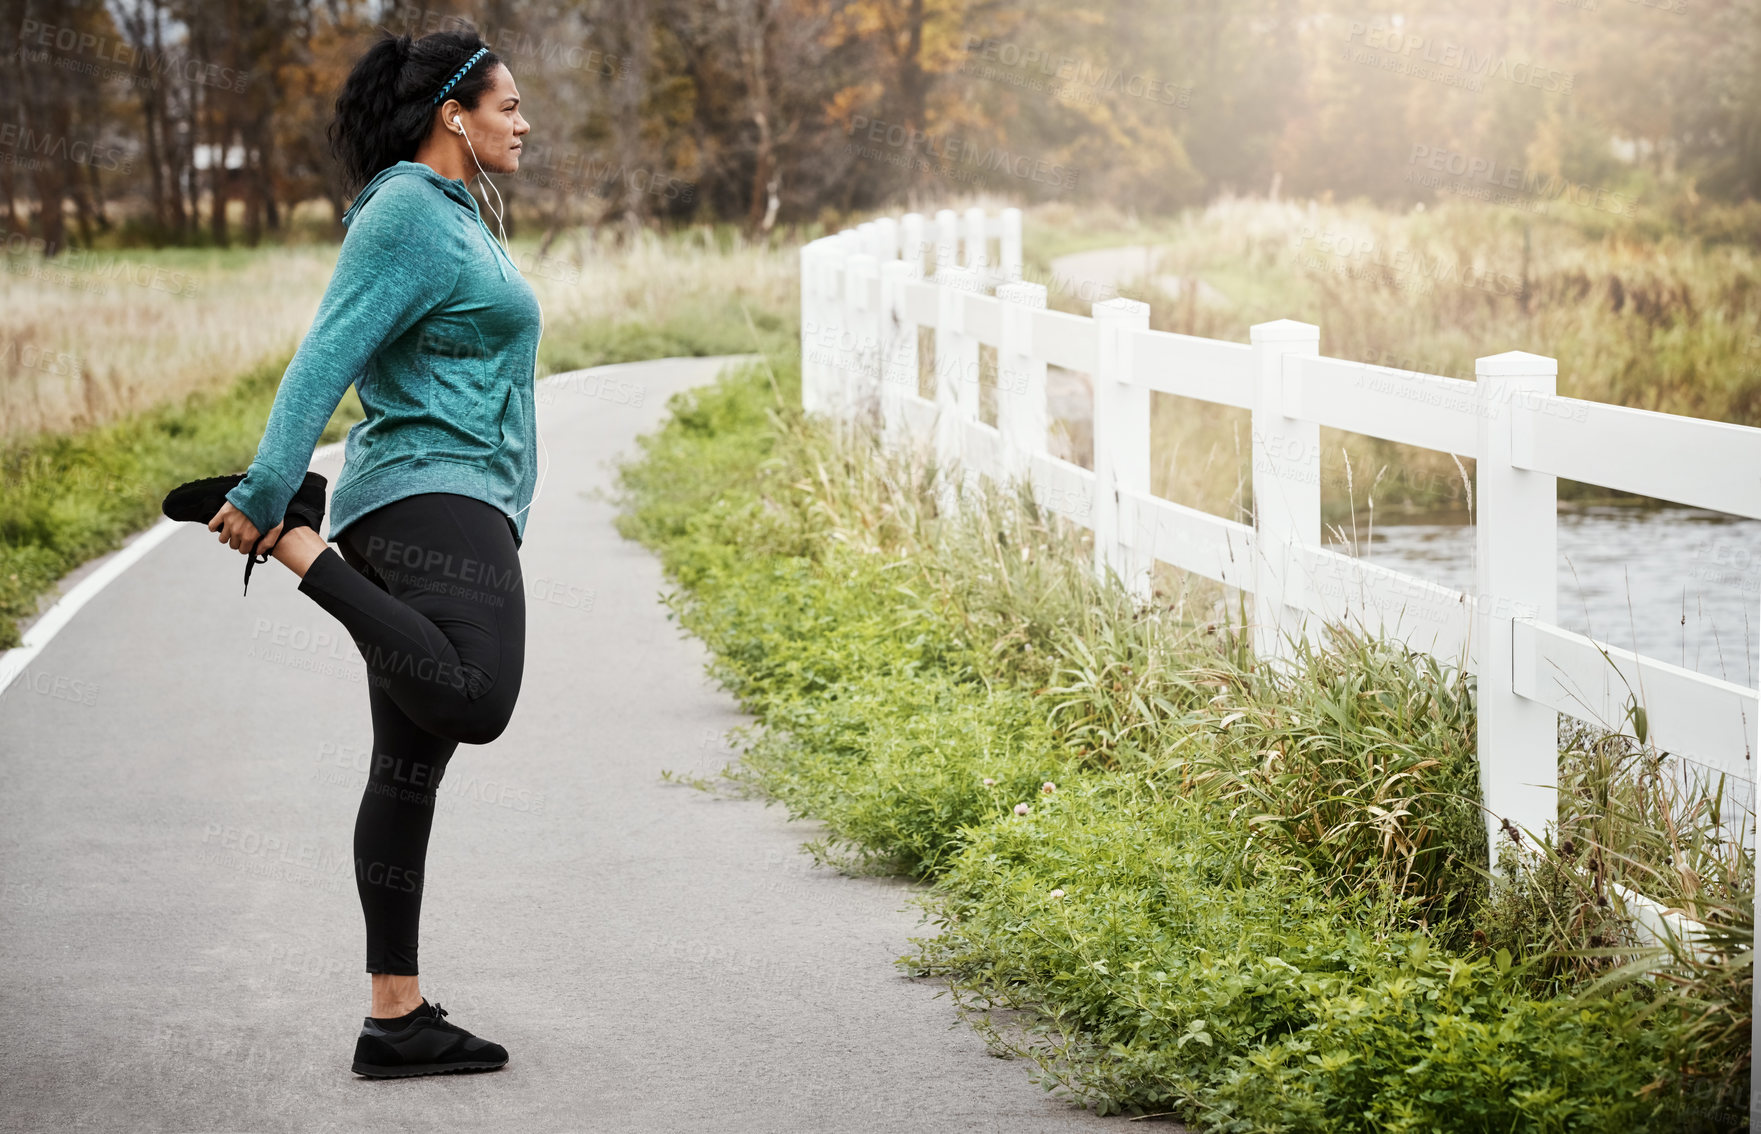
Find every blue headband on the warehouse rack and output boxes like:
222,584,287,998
431,47,489,105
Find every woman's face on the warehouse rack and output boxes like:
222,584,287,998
451,63,528,175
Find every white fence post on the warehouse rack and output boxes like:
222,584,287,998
831,227,863,422
1000,208,1023,285
964,207,988,278
844,252,881,430
901,212,926,278
1753,588,1760,1132
1474,350,1559,863
996,281,1048,484
934,210,959,276
800,241,825,416
935,266,980,512
880,258,920,451
1250,319,1322,666
874,216,898,261
812,240,852,420
1093,297,1154,602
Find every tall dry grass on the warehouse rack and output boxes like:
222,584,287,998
1019,196,1761,520
0,219,805,444
1,244,335,441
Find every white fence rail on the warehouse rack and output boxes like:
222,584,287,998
802,215,1761,1097
801,207,1761,863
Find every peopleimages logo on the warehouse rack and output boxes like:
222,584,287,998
959,36,1191,107
1351,368,1589,422
387,4,634,80
1345,22,1574,93
16,667,99,706
0,123,131,173
17,19,253,92
0,234,202,297
1407,145,1638,217
844,115,1079,190
513,142,696,202
0,337,81,378
1291,225,1526,299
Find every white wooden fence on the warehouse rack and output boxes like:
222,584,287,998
802,208,1761,1118
800,204,1761,852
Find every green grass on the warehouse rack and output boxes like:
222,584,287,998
0,351,324,649
611,350,1750,1131
538,295,793,374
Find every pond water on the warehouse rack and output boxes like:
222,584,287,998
1330,505,1761,687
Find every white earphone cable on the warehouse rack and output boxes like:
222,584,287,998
454,114,509,252
452,113,545,524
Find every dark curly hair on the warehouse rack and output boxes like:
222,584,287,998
327,27,503,197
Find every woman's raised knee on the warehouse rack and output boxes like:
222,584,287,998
435,690,516,746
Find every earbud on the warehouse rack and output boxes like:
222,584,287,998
452,114,463,134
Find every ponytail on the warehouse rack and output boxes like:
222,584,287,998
327,27,501,197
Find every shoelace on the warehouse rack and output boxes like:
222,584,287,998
242,538,271,597
430,1002,449,1022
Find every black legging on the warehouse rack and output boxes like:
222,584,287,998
295,492,526,975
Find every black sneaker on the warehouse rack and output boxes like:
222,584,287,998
160,470,328,596
351,1001,509,1078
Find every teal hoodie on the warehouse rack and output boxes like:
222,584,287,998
226,160,543,548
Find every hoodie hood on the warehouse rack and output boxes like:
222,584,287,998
342,160,514,281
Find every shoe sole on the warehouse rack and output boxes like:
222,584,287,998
162,477,243,524
351,1058,508,1078
162,473,328,527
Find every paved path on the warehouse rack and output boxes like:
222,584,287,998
0,356,1139,1134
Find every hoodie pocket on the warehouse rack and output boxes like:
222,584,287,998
426,361,496,429
418,319,497,447
486,382,526,508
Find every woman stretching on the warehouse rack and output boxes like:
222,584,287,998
160,27,540,1078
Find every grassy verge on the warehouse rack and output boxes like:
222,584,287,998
0,350,317,651
0,301,790,651
612,351,1750,1131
